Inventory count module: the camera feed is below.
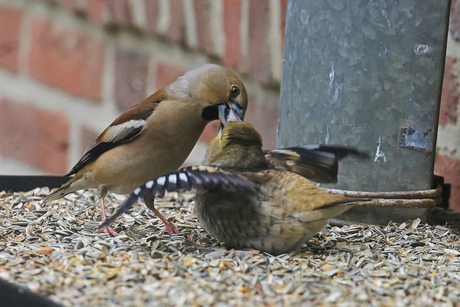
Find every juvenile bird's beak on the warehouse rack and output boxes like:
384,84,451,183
217,102,245,139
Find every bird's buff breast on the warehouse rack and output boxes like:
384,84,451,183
92,128,205,194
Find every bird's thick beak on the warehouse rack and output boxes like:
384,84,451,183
217,102,245,139
218,102,245,126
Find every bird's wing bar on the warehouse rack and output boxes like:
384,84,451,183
66,123,145,177
66,91,167,176
100,166,258,228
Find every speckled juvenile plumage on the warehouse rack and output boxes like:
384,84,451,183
194,170,355,254
196,122,359,254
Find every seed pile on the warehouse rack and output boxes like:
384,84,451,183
0,188,459,306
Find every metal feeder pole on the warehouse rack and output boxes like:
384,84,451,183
278,0,451,224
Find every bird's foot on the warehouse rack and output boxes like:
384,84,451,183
147,205,180,234
164,221,180,235
100,225,119,237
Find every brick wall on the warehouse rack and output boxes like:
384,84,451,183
436,0,460,212
0,0,283,176
0,0,459,211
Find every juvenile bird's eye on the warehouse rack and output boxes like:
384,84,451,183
230,85,240,96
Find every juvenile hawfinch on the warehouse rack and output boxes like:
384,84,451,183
203,125,368,184
45,64,248,236
102,122,367,254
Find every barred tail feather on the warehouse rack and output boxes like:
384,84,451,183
100,166,257,229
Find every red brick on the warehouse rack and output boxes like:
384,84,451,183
28,16,105,101
0,6,22,74
80,125,99,155
155,62,186,90
144,0,160,34
222,0,242,70
434,154,460,212
168,0,186,45
87,0,107,24
194,0,213,54
439,57,459,126
450,0,460,41
248,0,271,84
106,0,132,27
0,98,69,174
245,93,279,150
114,49,149,111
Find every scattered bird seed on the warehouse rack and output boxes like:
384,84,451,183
0,187,459,306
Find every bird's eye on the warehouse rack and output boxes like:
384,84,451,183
230,85,240,96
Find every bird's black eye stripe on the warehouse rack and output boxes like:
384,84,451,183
230,85,240,96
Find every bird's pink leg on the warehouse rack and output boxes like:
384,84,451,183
97,197,119,237
149,206,180,235
144,195,179,234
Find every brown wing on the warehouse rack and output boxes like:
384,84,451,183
66,90,168,176
243,170,357,226
264,145,369,184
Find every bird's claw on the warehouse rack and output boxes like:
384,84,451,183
99,225,119,237
164,222,179,235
